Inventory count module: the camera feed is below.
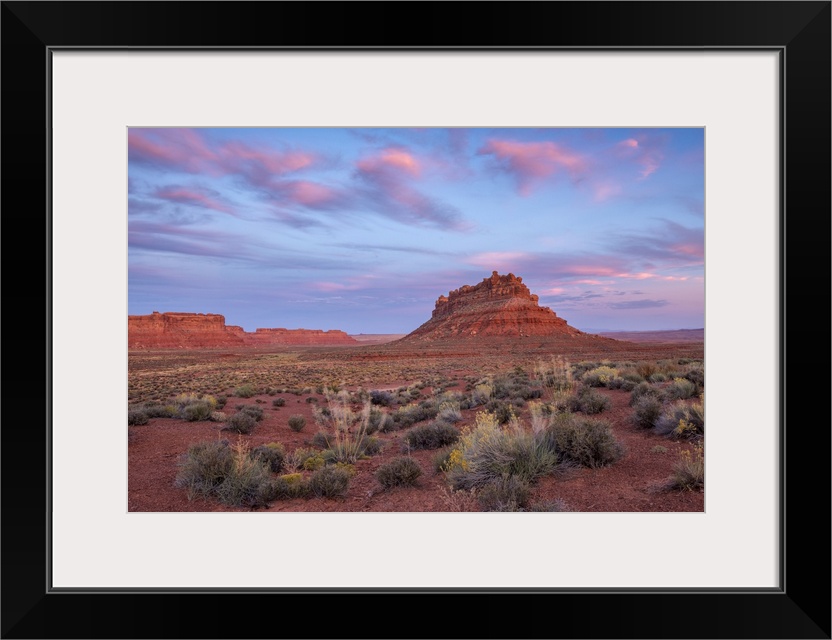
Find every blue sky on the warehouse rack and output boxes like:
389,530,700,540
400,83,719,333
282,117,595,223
128,127,704,333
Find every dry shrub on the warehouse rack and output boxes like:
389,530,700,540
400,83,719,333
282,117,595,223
376,457,423,488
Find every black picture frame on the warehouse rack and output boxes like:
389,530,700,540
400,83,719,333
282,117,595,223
2,2,829,638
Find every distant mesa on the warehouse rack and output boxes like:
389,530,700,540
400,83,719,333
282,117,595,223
399,271,591,343
128,311,357,349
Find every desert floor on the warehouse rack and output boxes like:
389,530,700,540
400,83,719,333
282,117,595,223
128,336,704,513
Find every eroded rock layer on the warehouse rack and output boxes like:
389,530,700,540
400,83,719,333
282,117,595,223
128,312,357,349
402,272,586,342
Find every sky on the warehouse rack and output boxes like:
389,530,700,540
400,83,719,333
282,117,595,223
128,127,704,334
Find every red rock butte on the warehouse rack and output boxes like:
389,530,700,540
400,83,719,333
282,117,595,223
401,271,589,342
128,312,357,349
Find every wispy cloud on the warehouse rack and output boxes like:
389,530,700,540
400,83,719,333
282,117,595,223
478,139,587,195
608,299,669,309
328,242,453,257
129,129,318,189
613,220,704,264
353,147,469,230
616,135,664,180
154,186,236,215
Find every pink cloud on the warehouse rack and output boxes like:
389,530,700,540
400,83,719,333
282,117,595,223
129,129,218,174
129,129,317,187
615,135,663,180
154,186,235,215
669,243,703,258
219,141,314,184
357,148,421,177
354,147,466,230
478,139,587,195
565,265,620,277
286,181,338,206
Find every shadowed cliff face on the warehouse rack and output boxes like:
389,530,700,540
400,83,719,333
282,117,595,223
401,271,586,342
128,312,357,349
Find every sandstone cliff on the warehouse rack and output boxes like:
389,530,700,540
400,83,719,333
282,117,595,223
402,271,585,341
128,311,357,349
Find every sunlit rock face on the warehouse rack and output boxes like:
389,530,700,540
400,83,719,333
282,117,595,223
128,311,357,348
402,272,585,342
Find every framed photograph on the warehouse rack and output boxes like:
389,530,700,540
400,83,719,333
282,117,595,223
3,2,829,638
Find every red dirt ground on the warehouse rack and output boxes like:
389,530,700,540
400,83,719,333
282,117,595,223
128,371,704,513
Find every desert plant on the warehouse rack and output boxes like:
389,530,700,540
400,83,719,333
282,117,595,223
631,395,664,429
325,427,381,464
359,435,383,456
666,377,698,400
432,447,454,474
402,421,460,450
234,384,257,398
629,381,664,407
654,400,704,438
174,440,233,499
286,447,322,471
365,407,387,434
301,454,326,471
437,401,463,423
635,362,658,379
527,401,549,435
376,457,423,488
224,412,256,434
472,379,494,405
581,365,619,388
268,473,310,499
535,356,575,396
238,405,264,422
569,387,611,414
214,439,275,508
438,486,479,512
311,430,335,449
141,403,179,419
667,442,704,490
171,393,218,420
288,415,306,432
619,370,645,384
370,389,395,406
250,442,286,472
446,411,558,491
476,476,531,512
392,401,440,428
527,498,571,512
377,413,397,433
272,397,286,407
174,437,277,509
128,409,149,426
307,465,351,498
683,366,705,388
543,414,624,469
485,399,517,424
317,389,372,433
